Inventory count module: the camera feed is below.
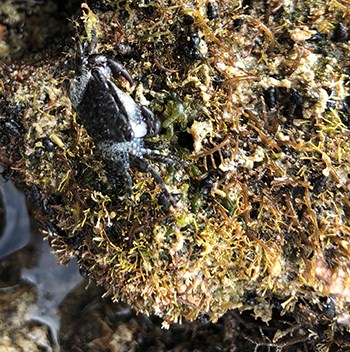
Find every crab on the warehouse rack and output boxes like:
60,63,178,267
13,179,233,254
69,39,176,206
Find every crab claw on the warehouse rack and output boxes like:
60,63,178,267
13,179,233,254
91,68,110,91
107,58,134,86
141,106,161,137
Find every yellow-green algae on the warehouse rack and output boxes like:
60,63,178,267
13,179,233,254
1,0,350,333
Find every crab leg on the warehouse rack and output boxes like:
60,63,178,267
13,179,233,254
132,155,176,206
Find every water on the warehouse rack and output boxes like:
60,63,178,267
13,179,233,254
0,168,83,350
0,173,31,258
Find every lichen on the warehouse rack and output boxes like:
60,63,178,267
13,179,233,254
1,0,350,344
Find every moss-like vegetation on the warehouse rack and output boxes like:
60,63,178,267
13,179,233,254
1,0,350,347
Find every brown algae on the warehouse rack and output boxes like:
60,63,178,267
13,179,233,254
1,0,350,334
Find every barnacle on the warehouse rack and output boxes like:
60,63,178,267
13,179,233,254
1,0,350,348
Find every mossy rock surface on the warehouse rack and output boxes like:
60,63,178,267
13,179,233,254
1,0,350,333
